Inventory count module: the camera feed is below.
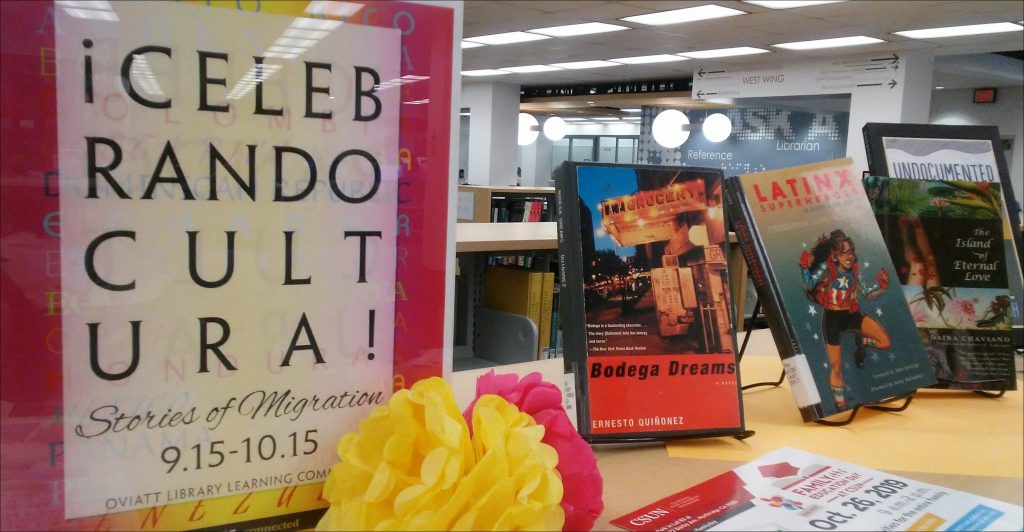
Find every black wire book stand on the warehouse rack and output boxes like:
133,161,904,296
735,298,925,428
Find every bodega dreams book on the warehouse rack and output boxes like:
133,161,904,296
556,162,745,442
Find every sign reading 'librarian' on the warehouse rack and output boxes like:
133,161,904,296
56,3,400,518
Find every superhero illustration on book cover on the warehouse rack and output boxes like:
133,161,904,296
800,229,892,409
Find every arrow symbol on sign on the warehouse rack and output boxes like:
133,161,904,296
696,89,718,98
697,68,726,79
892,63,899,71
857,82,882,87
866,66,887,71
888,79,898,89
872,53,899,64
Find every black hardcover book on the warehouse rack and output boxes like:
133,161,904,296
723,158,936,422
555,162,745,442
863,123,1023,350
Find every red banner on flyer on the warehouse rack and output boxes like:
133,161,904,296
611,471,755,531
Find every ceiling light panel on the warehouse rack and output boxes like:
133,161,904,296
609,54,690,64
283,28,329,39
527,22,630,37
681,47,770,59
461,69,511,77
461,41,485,49
743,1,842,8
549,60,620,69
464,31,551,45
773,35,884,49
289,17,342,31
500,65,563,73
620,5,746,26
893,22,1023,39
304,1,363,17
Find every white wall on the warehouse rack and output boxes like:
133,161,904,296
930,86,1024,213
460,82,520,185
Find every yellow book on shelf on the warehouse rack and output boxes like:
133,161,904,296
538,272,555,359
483,266,543,351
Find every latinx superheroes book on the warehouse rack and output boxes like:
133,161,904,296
724,158,935,422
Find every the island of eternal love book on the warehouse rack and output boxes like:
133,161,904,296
862,123,1024,352
611,447,1023,532
555,162,744,442
723,158,936,422
864,177,1018,391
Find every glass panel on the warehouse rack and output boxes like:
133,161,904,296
597,136,617,163
551,138,570,170
570,137,594,162
617,137,636,163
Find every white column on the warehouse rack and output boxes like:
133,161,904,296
846,52,935,172
519,133,554,187
460,81,521,185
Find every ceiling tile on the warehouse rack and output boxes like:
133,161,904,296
463,0,1024,87
498,1,612,13
557,3,658,21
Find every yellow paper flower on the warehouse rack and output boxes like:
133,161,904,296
317,378,564,531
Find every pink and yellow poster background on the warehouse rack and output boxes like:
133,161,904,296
0,0,453,529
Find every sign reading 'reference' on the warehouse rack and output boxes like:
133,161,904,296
56,3,399,519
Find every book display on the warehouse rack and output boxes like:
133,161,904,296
724,158,937,422
865,176,1018,390
556,162,745,442
3,1,1023,530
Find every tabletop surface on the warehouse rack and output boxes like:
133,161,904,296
454,328,1024,531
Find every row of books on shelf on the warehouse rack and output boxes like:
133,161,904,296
486,253,549,268
553,122,1022,443
482,264,564,360
492,197,553,222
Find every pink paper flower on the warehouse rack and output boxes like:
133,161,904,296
464,371,604,531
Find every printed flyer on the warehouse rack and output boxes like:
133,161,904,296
612,447,1023,531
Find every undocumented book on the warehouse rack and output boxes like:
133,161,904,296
611,447,1023,531
723,158,935,422
864,177,1018,391
863,123,1023,350
555,162,744,442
